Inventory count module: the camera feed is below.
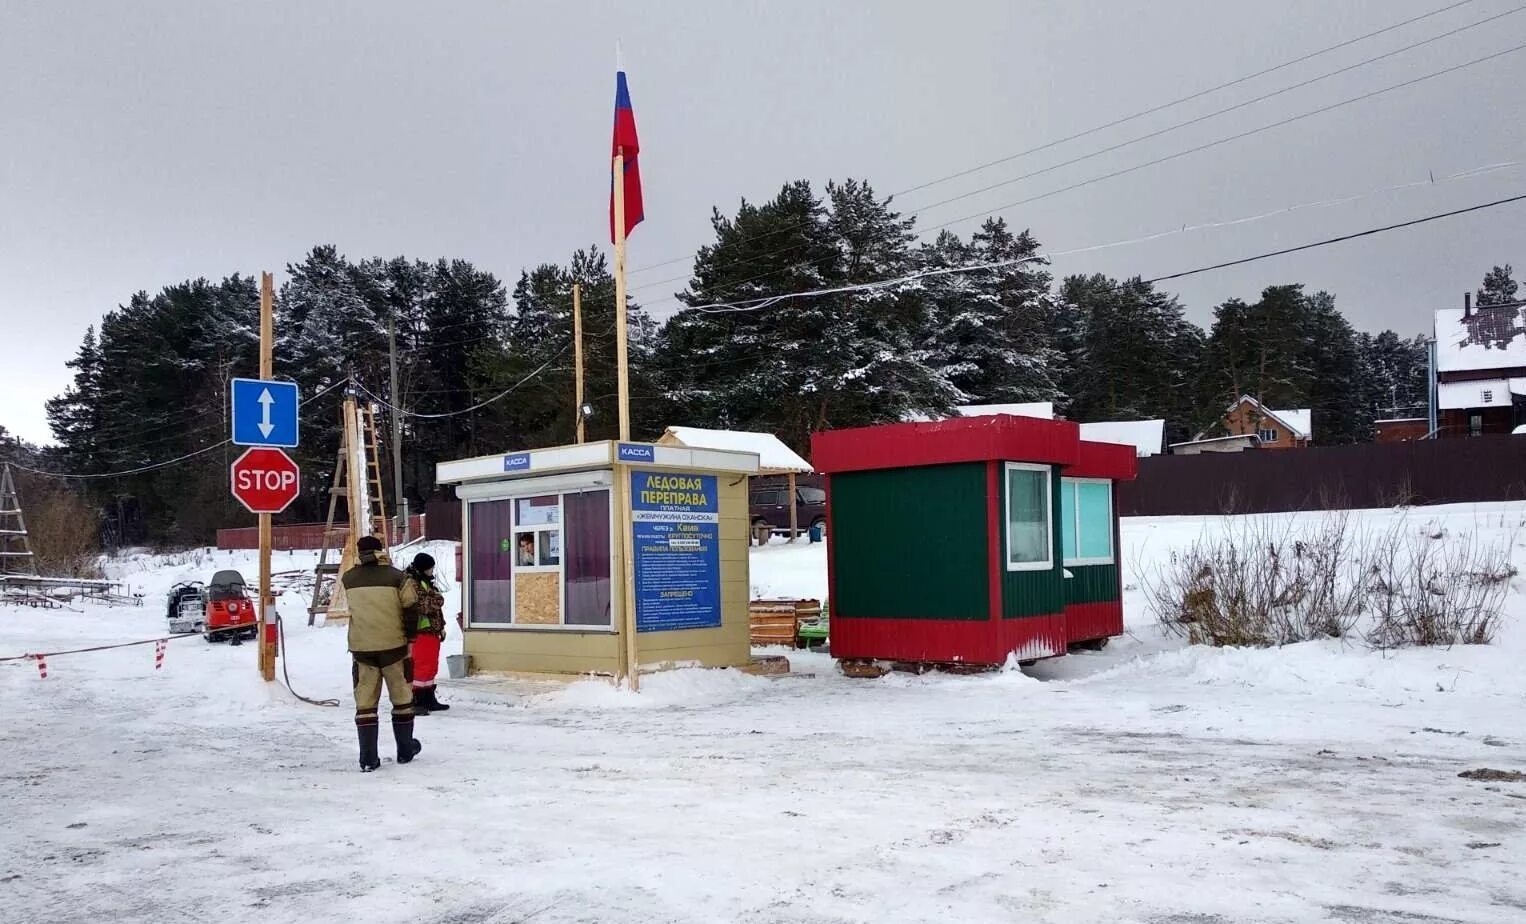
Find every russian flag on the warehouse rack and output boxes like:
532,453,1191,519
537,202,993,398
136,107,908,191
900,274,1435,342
610,70,644,243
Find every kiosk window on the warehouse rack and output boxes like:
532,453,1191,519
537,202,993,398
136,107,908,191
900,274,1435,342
468,488,611,629
1004,463,1053,571
1060,478,1114,565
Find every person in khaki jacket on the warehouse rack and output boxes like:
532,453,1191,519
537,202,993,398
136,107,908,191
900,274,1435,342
343,535,421,772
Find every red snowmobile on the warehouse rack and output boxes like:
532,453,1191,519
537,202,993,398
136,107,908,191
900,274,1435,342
204,570,258,644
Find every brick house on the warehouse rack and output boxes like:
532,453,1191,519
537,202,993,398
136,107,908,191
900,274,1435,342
1217,395,1312,449
1433,298,1526,437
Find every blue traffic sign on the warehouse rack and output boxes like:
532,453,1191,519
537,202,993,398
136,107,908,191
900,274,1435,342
231,378,300,448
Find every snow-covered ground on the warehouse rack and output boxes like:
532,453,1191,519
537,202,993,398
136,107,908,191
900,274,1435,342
6,505,1526,923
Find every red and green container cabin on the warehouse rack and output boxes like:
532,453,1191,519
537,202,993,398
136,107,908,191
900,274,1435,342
811,415,1137,667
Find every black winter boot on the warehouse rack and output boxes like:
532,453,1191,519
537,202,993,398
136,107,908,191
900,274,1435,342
356,716,381,772
412,689,431,717
422,685,450,712
393,715,421,764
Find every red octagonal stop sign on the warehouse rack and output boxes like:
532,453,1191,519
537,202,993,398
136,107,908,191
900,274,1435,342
230,447,301,514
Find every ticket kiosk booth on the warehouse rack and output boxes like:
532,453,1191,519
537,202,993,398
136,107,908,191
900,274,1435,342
436,440,759,678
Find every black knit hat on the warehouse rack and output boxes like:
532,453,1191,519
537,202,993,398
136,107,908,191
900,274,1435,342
411,552,436,572
356,535,384,553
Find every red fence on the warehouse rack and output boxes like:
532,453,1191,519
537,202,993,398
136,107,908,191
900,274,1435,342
216,514,426,551
1117,436,1526,517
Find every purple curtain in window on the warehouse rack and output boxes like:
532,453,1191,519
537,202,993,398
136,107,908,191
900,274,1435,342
469,499,514,624
564,490,612,626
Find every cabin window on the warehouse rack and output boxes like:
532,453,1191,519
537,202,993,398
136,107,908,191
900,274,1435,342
467,488,612,629
1004,463,1053,572
1061,478,1114,566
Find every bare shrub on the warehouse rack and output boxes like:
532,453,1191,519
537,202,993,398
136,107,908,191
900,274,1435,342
12,473,102,578
1148,511,1518,650
1145,513,1366,647
1364,520,1516,649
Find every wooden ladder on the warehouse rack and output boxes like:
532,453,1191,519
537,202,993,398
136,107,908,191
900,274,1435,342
307,396,391,625
0,464,38,578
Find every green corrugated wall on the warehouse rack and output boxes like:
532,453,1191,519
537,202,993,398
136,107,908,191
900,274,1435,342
1001,465,1066,619
830,463,989,620
1064,564,1120,604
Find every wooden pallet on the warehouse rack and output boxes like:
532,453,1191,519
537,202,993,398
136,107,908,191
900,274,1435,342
748,598,822,646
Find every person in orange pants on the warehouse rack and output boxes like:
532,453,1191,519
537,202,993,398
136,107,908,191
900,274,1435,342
403,552,450,715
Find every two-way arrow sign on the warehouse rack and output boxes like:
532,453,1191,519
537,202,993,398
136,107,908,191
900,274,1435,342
231,378,299,448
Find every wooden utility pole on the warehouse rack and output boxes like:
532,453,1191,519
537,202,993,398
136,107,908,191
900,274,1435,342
613,147,640,691
573,283,586,444
257,272,277,682
388,313,406,542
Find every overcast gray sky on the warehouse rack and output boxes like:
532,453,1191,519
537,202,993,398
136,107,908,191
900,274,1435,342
3,0,1524,445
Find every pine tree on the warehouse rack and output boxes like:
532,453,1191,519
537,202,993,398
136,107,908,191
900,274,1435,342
1477,264,1519,307
921,220,1057,405
658,179,958,451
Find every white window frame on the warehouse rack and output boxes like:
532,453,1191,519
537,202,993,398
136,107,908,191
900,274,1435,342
1003,462,1054,573
1256,428,1278,443
463,482,617,633
1061,476,1115,567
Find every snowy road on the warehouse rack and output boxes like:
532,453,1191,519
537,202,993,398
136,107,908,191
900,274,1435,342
5,508,1526,923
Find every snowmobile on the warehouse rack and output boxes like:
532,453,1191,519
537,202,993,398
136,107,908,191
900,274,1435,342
203,570,258,644
165,581,206,634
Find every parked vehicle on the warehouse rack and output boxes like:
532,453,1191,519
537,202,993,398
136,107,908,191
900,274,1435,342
203,570,258,643
749,476,827,535
166,582,206,634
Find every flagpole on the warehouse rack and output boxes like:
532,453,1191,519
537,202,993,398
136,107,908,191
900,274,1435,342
613,149,631,442
613,144,640,691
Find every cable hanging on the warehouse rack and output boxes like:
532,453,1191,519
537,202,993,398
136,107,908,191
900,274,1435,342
626,0,1486,276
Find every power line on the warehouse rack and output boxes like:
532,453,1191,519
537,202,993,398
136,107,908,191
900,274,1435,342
354,346,571,419
636,37,1526,311
10,380,348,480
672,190,1526,315
1141,191,1526,284
625,0,1486,277
904,3,1526,218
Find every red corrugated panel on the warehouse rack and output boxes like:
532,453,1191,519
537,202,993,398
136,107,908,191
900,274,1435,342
215,516,423,550
813,415,1080,474
997,614,1069,662
831,616,1003,664
1066,440,1138,480
1064,601,1123,643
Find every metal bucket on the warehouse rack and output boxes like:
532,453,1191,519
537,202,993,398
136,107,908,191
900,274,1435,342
446,654,471,679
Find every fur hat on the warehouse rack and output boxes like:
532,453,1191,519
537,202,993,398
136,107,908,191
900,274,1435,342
356,535,384,553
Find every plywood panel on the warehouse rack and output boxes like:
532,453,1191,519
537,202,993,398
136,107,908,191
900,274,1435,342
514,572,561,625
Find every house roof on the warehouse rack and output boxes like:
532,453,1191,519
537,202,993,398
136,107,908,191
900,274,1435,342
902,401,1056,423
957,402,1055,420
1435,305,1526,374
1229,395,1312,440
657,426,813,474
1078,419,1166,457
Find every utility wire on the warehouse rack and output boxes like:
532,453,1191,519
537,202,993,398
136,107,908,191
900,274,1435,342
9,380,348,480
636,38,1526,310
1141,191,1526,284
679,190,1526,314
353,346,570,419
905,3,1526,218
625,0,1485,276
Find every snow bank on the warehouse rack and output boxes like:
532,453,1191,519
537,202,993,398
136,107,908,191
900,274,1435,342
533,665,771,710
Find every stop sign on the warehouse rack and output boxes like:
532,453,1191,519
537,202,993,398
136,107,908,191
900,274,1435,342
230,447,301,514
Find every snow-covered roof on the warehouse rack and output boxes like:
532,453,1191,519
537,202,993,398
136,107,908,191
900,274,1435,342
1436,378,1516,411
657,427,812,474
1078,419,1166,457
1269,408,1312,441
1224,395,1311,441
1435,306,1526,374
957,402,1055,420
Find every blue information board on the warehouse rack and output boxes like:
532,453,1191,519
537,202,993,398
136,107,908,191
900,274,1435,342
630,470,721,633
